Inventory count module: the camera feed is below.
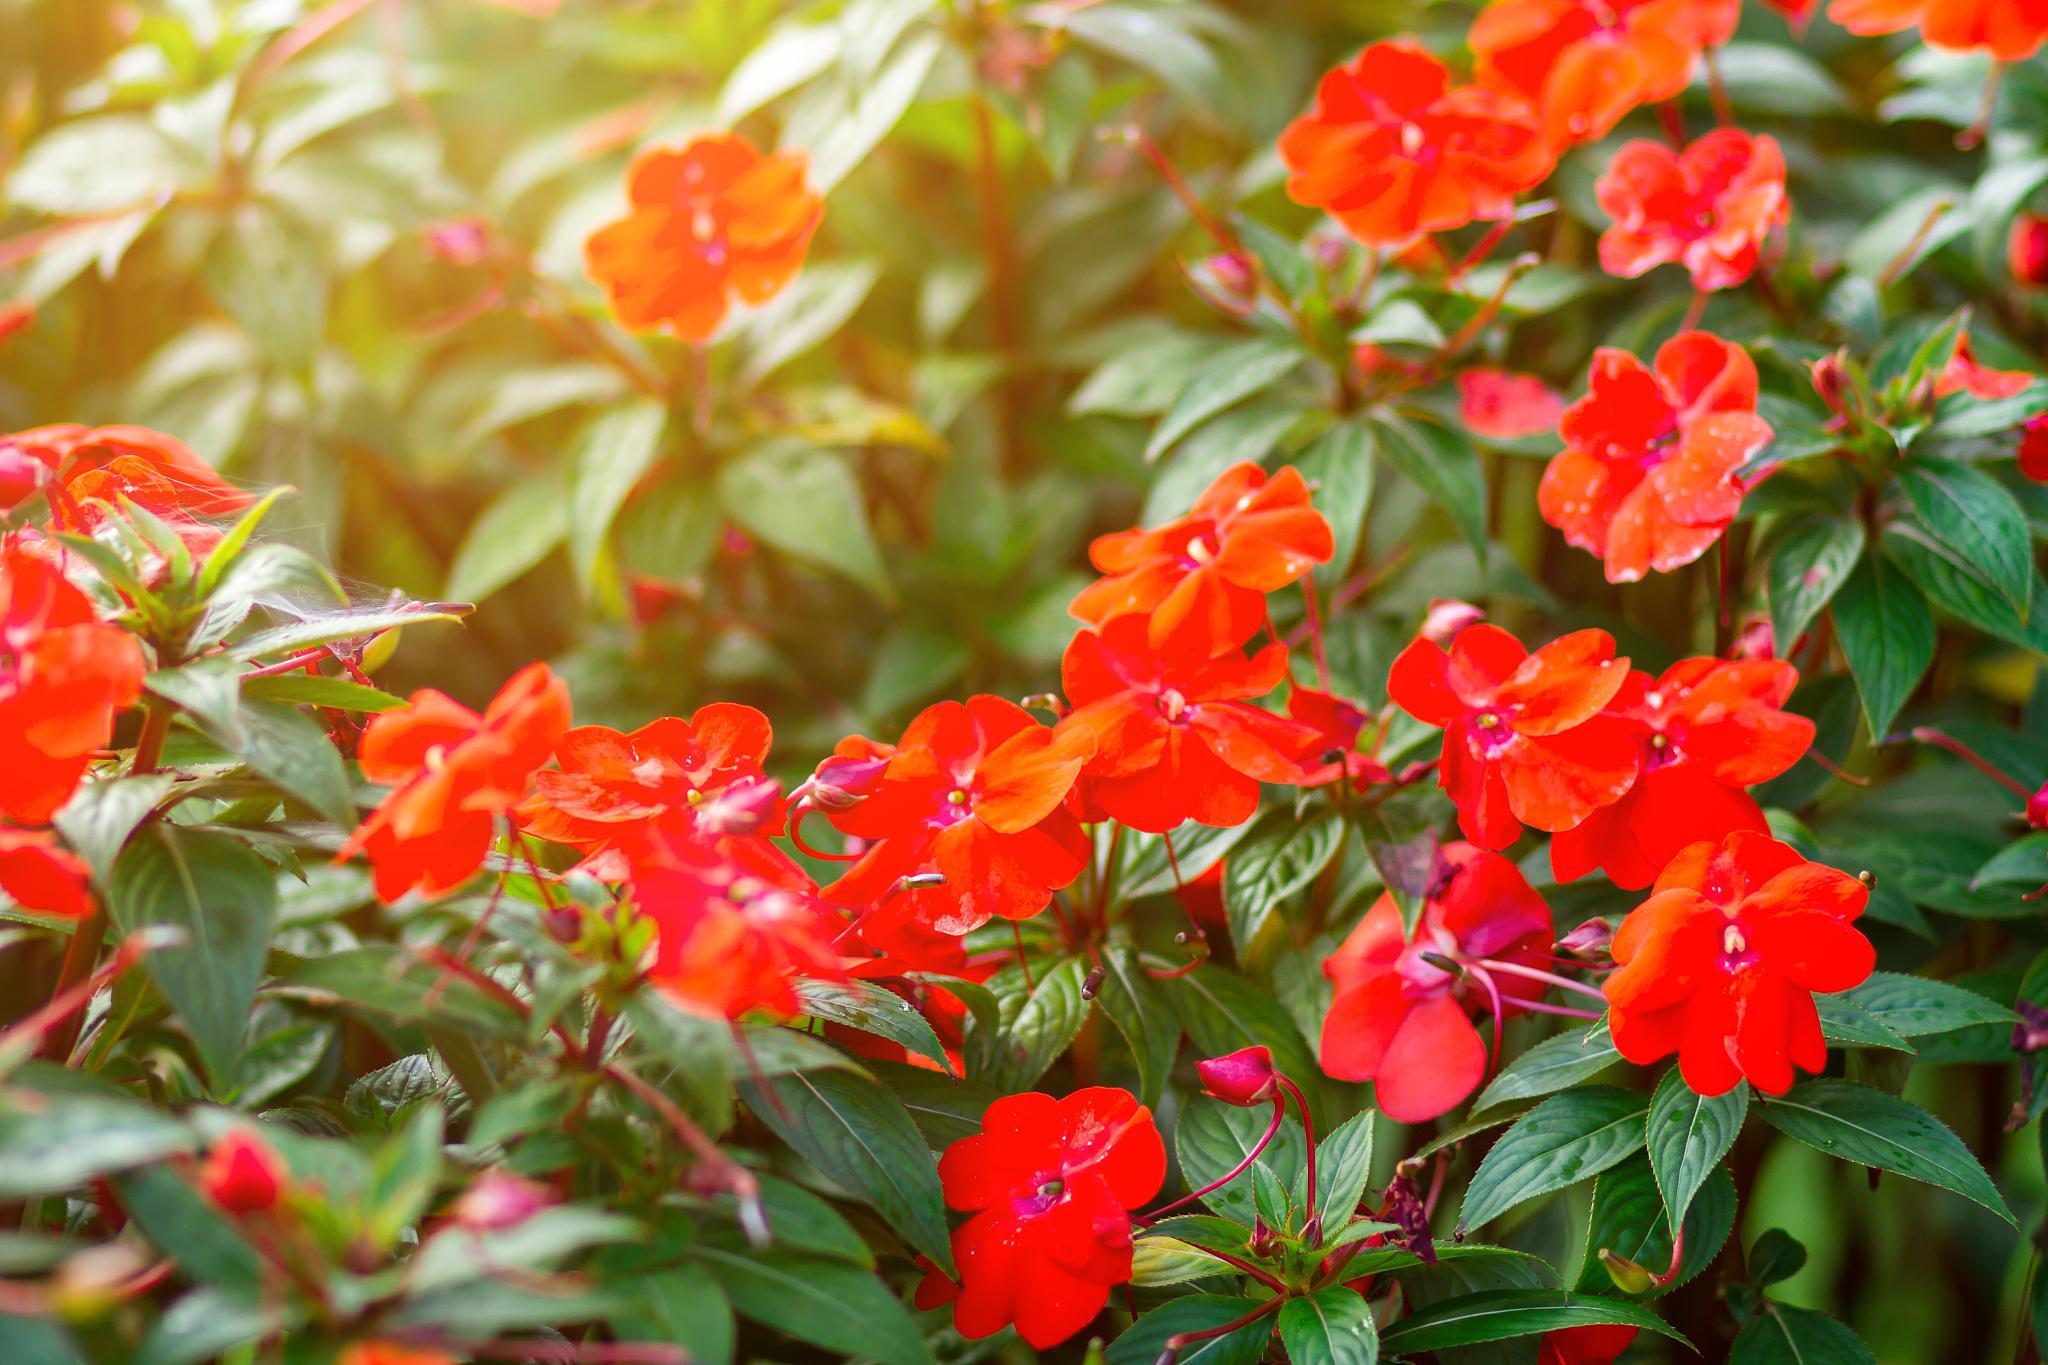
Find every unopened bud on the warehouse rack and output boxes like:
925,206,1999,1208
50,1242,152,1323
201,1128,286,1214
2010,212,2048,287
1081,965,1106,999
1420,598,1485,645
454,1170,552,1230
1598,1247,1658,1295
1196,1045,1279,1107
1809,350,1853,416
423,216,492,267
1556,918,1614,960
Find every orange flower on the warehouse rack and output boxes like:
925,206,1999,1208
1936,332,2034,400
585,132,823,342
0,826,93,919
633,839,843,1020
1470,0,1728,145
1604,831,1873,1095
1458,368,1564,440
1596,128,1789,291
1278,40,1553,246
0,542,146,824
823,697,1094,937
1061,621,1324,833
1550,659,1814,889
1387,623,1638,849
338,1345,459,1365
0,424,252,528
1070,463,1334,659
517,704,782,879
338,663,572,902
1828,0,2048,59
1540,331,1770,583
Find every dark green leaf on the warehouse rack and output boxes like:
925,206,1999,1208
1108,1295,1271,1365
1731,1305,1878,1364
694,1247,931,1365
1298,420,1375,588
1145,336,1306,460
1898,461,2033,613
1472,1021,1619,1113
1831,552,1934,739
1175,1095,1304,1225
1280,1287,1379,1365
798,978,951,1074
1223,811,1343,953
1844,971,2018,1036
718,442,892,601
1458,1086,1649,1232
1309,1109,1377,1237
1376,1289,1687,1352
1095,943,1179,1108
1767,515,1866,652
1757,1079,2015,1224
1372,411,1487,563
1646,1069,1747,1235
963,956,1088,1092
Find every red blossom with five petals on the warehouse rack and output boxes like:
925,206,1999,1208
1827,0,2048,59
1319,843,1555,1121
823,697,1094,937
1470,0,1731,146
916,1087,1165,1348
1459,368,1565,441
1596,128,1789,291
1061,620,1324,833
1070,462,1334,659
631,839,843,1020
338,663,572,902
1604,831,1875,1096
1539,331,1771,584
1387,623,1637,848
1278,41,1554,247
1551,658,1815,889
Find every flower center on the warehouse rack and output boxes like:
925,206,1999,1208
1186,536,1215,565
1399,121,1425,157
1158,689,1189,722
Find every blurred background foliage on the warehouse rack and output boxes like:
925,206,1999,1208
7,0,2048,1359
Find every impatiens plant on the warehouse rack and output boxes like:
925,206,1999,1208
9,0,2048,1361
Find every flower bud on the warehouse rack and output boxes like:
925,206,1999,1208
1727,617,1777,661
423,217,492,268
1556,917,1614,961
1203,252,1257,304
2027,780,2048,830
1196,1045,1278,1106
2011,212,2048,287
1420,598,1485,645
453,1170,552,1230
50,1242,152,1323
201,1127,286,1214
2020,413,2048,485
1597,1247,1658,1294
1808,349,1853,416
805,751,892,809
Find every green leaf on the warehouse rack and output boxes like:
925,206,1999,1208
133,1287,269,1365
1458,1086,1649,1232
1223,811,1343,953
1844,971,2017,1036
110,826,278,1082
1377,1288,1687,1352
742,1068,953,1272
1176,1095,1304,1225
0,1081,193,1196
1173,967,1322,1127
1646,1069,1747,1235
230,606,466,661
54,774,175,884
365,1103,444,1249
1352,789,1445,936
1371,411,1488,563
1831,552,1934,739
224,698,356,825
241,674,403,713
203,203,326,377
798,978,951,1074
1280,1287,1379,1365
113,1165,262,1291
1055,5,1229,118
1731,1305,1878,1365
1297,420,1375,588
1094,942,1179,1108
1814,990,1914,1052
1898,461,2033,613
606,1263,735,1365
0,1314,86,1365
1767,515,1866,653
1120,820,1257,899
1575,1156,1735,1298
1883,525,2048,652
1145,336,1306,461
568,400,668,589
274,946,527,1041
1747,1228,1808,1287
1131,1234,1234,1286
1472,1021,1619,1112
694,1247,931,1365
718,442,893,601
445,475,569,604
1756,1079,2015,1224
735,261,882,382
1109,1295,1271,1365
963,956,1088,1092
1309,1109,1377,1238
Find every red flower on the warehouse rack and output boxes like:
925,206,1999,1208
1552,659,1815,889
917,1088,1165,1348
339,1346,458,1365
1936,333,2033,401
1071,463,1334,659
585,132,822,341
1459,368,1565,440
1387,623,1637,849
1540,1325,1640,1365
338,663,572,902
0,826,93,919
0,424,253,527
1596,129,1789,291
1604,831,1874,1095
1062,620,1324,833
1278,40,1553,247
823,697,1093,936
632,840,843,1020
2021,412,2048,484
0,542,146,824
518,704,782,878
1827,0,2048,59
1540,331,1771,584
201,1128,287,1214
2011,212,2048,287
1471,0,1727,145
1319,844,1554,1122
1287,684,1394,788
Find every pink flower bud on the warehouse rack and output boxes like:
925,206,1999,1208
1556,917,1614,960
1196,1045,1278,1106
2011,212,2048,287
2027,781,2048,830
1420,598,1485,645
423,217,492,267
454,1170,552,1230
1808,350,1852,416
1727,617,1777,661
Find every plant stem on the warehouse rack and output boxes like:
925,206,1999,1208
1138,1097,1283,1224
1469,956,1608,1002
